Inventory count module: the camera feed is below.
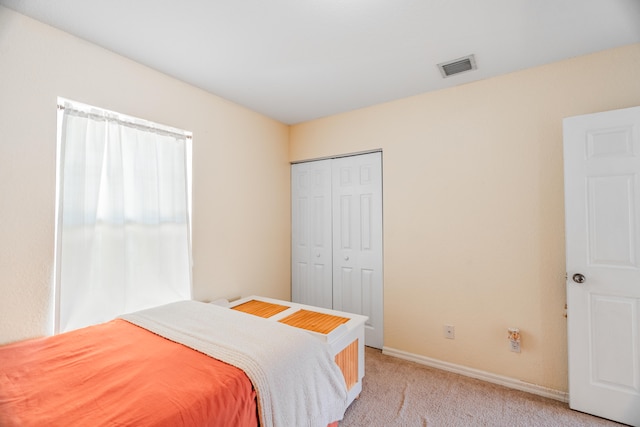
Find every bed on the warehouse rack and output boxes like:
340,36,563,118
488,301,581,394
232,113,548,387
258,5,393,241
0,300,355,427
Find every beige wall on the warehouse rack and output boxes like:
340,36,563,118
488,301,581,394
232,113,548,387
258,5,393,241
0,7,291,344
290,43,640,392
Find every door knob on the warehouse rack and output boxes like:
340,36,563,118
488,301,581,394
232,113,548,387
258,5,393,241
345,256,349,261
572,273,586,284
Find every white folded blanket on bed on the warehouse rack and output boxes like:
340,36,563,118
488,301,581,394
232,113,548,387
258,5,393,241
120,300,348,427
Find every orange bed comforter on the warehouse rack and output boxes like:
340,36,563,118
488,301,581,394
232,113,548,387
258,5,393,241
0,319,258,426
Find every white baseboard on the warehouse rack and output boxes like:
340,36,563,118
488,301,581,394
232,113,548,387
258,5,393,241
381,346,569,403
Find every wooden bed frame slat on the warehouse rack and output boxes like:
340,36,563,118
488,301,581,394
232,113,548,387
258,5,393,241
278,309,349,334
334,339,359,391
231,299,290,318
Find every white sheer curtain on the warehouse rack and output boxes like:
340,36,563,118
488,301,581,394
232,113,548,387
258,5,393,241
55,99,192,333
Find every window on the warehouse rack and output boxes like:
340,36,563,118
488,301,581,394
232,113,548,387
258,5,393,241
54,98,192,333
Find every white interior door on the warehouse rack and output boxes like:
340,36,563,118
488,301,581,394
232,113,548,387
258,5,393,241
332,152,384,349
291,160,333,309
564,106,640,426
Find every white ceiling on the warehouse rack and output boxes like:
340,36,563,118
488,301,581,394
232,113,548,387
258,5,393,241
1,0,639,124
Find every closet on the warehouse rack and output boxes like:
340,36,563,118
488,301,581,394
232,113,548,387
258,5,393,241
291,152,383,349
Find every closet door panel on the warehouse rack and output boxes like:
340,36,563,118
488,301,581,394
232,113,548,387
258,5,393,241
332,152,383,348
291,161,332,309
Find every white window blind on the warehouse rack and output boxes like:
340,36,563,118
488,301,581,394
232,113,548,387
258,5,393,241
54,98,192,333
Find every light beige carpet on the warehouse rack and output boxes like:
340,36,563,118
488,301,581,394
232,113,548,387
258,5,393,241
340,347,626,427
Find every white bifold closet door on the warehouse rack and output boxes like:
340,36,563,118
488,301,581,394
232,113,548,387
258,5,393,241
291,152,383,349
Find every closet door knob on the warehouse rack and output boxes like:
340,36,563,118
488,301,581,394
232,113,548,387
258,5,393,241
344,256,349,261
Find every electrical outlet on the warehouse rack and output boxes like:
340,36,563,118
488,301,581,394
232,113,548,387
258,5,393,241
443,325,455,339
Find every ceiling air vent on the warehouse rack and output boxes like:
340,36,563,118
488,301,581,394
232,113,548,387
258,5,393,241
438,54,477,78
